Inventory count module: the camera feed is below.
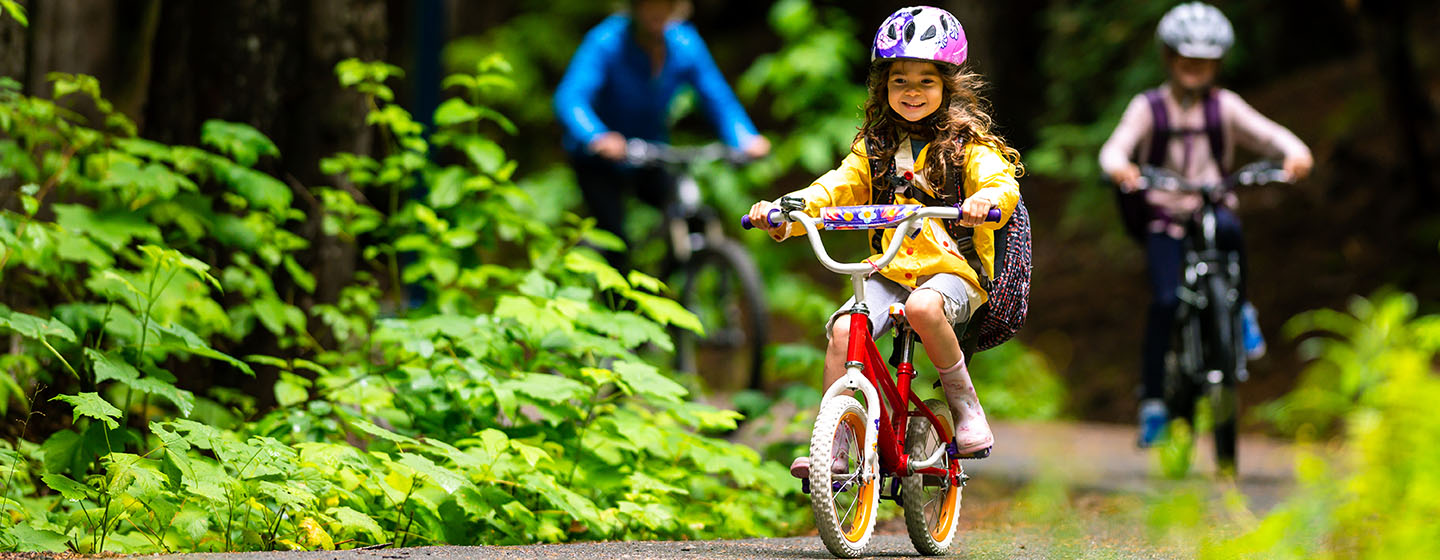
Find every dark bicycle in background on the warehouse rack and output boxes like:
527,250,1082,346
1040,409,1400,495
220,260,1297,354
1140,160,1290,475
622,139,768,394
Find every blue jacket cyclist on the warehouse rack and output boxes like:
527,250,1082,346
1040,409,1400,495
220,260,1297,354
554,0,769,269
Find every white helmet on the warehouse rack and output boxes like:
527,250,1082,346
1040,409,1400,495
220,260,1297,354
1156,2,1234,59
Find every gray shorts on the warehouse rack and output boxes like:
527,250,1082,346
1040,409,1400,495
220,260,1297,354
824,273,980,340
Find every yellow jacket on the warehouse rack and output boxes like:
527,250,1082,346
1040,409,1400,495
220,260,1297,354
782,140,1021,302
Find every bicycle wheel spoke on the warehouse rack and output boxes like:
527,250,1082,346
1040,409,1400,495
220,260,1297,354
839,480,862,527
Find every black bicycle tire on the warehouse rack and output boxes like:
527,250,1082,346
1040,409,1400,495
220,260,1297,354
1211,381,1238,474
676,239,769,392
1203,273,1239,473
1164,309,1200,424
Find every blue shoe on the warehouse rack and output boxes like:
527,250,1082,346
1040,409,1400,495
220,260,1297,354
1241,302,1266,360
1138,399,1168,448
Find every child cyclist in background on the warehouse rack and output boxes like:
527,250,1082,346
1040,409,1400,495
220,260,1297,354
1099,2,1313,447
747,6,1022,479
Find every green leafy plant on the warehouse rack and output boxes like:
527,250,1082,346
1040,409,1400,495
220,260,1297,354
0,53,806,552
1138,291,1440,558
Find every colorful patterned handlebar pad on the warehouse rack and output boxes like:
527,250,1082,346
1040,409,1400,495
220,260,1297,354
821,204,924,230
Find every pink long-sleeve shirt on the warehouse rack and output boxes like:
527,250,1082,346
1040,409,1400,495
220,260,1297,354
1098,83,1311,236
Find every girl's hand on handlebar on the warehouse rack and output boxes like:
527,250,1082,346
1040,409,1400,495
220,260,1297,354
742,136,771,159
1111,164,1142,193
589,132,627,161
747,200,789,241
959,191,1000,227
1284,154,1313,182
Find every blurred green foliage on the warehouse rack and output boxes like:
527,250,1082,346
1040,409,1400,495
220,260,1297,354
1139,291,1440,558
0,55,805,552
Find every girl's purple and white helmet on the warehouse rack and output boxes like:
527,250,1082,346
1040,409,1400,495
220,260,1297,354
871,6,967,67
1156,2,1234,59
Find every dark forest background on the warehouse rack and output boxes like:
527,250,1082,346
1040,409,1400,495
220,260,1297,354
4,0,1438,424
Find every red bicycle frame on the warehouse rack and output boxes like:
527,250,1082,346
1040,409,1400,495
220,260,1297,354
845,312,959,482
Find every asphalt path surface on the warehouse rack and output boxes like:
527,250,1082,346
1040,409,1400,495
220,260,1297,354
150,421,1294,560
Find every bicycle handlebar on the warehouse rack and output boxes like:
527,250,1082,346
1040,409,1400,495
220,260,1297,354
624,138,752,167
741,207,1000,230
1138,160,1290,194
741,205,1001,276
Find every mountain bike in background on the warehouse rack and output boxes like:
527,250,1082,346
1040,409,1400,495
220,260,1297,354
624,139,768,394
1140,160,1291,474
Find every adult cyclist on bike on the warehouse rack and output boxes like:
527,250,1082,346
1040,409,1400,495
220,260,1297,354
554,0,770,270
1098,2,1313,447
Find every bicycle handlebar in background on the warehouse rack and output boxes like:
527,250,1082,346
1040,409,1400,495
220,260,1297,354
1138,160,1290,193
741,207,1001,230
625,138,752,167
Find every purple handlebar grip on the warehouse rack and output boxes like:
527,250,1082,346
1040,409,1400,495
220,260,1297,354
741,210,782,230
987,208,1002,222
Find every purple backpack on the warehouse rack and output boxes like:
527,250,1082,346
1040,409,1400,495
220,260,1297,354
1116,87,1225,240
865,138,1031,352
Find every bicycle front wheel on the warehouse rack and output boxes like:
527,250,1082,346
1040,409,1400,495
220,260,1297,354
810,396,878,558
902,399,962,555
1204,274,1239,475
674,239,768,392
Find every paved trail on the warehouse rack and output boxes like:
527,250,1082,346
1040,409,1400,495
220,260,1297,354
153,422,1294,560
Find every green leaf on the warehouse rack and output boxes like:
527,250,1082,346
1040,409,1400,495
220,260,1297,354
87,348,140,384
152,323,255,376
328,506,385,541
39,430,83,474
519,472,603,528
40,472,94,501
5,524,68,552
509,440,551,468
626,270,667,294
201,120,280,166
612,361,688,403
0,0,30,27
502,373,593,404
397,453,466,494
628,292,705,335
564,251,628,292
350,418,418,446
55,233,113,267
213,160,292,213
583,228,627,252
128,375,195,417
462,137,506,174
53,203,161,250
52,392,122,429
434,98,481,126
103,453,168,498
0,310,77,343
88,349,197,416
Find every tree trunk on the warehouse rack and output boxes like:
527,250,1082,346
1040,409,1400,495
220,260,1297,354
140,0,389,403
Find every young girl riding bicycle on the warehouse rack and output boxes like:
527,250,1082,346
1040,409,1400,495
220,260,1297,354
746,6,1022,479
1098,2,1313,448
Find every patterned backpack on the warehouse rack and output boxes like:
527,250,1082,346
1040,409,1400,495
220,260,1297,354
865,138,1032,352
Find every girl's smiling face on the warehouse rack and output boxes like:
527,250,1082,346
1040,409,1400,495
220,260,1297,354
887,61,944,122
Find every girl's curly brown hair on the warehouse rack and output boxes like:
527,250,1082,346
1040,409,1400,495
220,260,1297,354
854,60,1024,203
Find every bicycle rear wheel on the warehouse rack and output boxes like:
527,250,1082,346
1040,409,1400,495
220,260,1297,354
674,239,768,392
810,396,878,558
902,399,961,556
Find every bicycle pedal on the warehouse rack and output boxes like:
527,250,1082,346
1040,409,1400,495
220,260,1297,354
956,446,991,460
800,479,811,495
